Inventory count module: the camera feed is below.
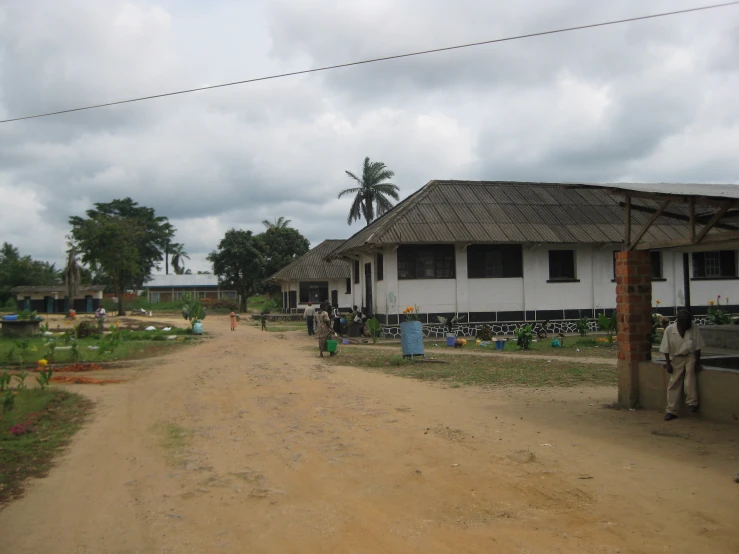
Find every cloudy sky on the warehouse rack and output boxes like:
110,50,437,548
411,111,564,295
1,0,738,273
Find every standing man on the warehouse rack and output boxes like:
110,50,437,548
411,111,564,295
660,309,704,421
304,302,316,336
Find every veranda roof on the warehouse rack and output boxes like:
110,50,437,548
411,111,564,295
270,240,351,281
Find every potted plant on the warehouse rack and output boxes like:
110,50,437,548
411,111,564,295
707,295,731,325
437,314,466,347
400,306,424,357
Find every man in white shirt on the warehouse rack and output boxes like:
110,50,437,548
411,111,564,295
659,310,704,421
304,302,316,336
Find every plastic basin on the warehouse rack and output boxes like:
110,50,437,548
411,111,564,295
327,340,338,353
3,315,18,321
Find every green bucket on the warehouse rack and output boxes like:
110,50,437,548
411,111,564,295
326,340,338,353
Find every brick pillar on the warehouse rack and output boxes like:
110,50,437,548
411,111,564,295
615,250,652,408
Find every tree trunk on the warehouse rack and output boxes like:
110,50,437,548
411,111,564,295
364,199,373,226
240,291,247,313
116,286,125,316
165,248,169,275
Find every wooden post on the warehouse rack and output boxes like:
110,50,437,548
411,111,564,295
683,253,691,309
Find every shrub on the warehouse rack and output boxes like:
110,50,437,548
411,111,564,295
514,324,534,350
367,318,382,344
575,317,589,337
707,296,731,325
201,298,239,312
74,321,98,339
598,312,617,343
477,325,493,342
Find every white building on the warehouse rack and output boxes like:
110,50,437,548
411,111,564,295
327,181,739,336
270,240,352,312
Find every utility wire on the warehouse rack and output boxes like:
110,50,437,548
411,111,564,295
2,1,738,124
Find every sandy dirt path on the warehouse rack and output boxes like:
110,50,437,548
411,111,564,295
1,318,738,553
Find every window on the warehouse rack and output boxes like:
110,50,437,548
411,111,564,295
650,251,663,280
345,278,351,294
548,250,576,281
397,245,455,280
693,250,737,278
151,292,160,304
198,291,207,299
353,260,360,284
612,250,664,280
221,291,237,299
467,245,523,278
299,281,329,303
175,291,185,300
376,253,384,281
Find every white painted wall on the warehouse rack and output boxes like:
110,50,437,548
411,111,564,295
280,279,352,311
348,244,739,318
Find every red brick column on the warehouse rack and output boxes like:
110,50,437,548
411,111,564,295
615,250,652,408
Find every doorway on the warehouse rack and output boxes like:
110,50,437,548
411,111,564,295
364,263,372,316
85,296,93,313
288,291,297,311
331,290,338,309
44,296,53,314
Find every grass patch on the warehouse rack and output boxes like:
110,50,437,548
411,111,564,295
151,422,191,467
370,336,618,359
0,335,197,368
323,348,616,388
0,388,92,504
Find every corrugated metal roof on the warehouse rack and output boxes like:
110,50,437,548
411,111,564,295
146,274,220,288
270,240,351,282
330,180,736,257
10,285,106,293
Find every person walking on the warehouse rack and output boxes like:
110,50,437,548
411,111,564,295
660,309,704,421
229,311,238,331
304,302,316,336
316,302,334,357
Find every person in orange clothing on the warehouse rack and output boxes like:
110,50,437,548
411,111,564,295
229,311,238,331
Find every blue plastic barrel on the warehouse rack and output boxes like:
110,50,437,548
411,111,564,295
400,321,424,357
446,335,456,347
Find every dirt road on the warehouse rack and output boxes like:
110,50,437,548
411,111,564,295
1,319,738,553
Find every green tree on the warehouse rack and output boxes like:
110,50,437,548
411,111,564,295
339,157,400,226
70,198,174,315
261,217,292,229
208,229,265,312
260,227,310,278
170,243,190,275
0,243,60,305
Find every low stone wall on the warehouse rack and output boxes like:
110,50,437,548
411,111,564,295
380,319,601,339
638,360,739,424
700,325,739,350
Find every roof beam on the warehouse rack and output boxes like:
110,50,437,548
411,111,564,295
694,204,730,244
629,200,669,250
617,202,739,231
610,189,739,210
636,229,739,251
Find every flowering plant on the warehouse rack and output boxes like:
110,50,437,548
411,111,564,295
402,306,421,322
707,295,731,325
9,422,32,436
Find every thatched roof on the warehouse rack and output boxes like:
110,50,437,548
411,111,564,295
328,180,732,257
270,240,350,282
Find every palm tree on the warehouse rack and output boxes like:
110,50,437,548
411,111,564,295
64,240,81,300
170,244,190,275
262,217,292,229
339,157,400,226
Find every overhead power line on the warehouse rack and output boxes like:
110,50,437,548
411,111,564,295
2,1,738,124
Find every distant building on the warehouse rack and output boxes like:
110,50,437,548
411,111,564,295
269,240,352,312
10,285,106,314
144,275,238,303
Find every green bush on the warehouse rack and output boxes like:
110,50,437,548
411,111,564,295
514,324,534,350
477,325,493,342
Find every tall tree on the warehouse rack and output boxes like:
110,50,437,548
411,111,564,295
208,229,265,312
170,243,190,275
70,198,174,315
0,243,60,305
261,217,292,229
260,227,310,278
339,157,400,226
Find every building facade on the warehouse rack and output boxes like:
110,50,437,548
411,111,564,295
270,240,353,312
144,275,238,303
329,181,739,337
10,285,105,314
